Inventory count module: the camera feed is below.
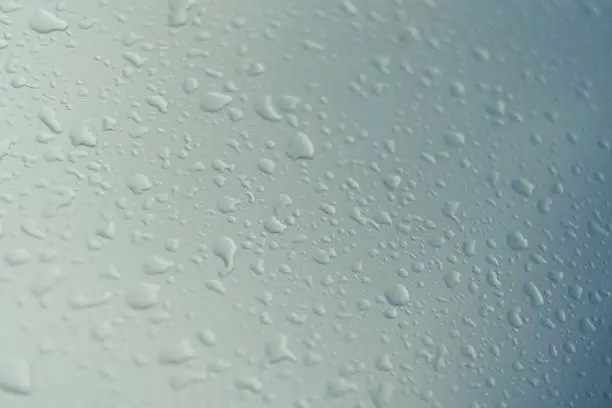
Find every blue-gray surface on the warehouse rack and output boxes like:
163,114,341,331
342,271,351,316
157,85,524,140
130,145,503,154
0,0,611,407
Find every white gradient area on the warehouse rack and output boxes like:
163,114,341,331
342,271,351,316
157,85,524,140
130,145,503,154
0,0,611,407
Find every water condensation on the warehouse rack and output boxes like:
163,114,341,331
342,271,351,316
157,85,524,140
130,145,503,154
0,0,611,407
